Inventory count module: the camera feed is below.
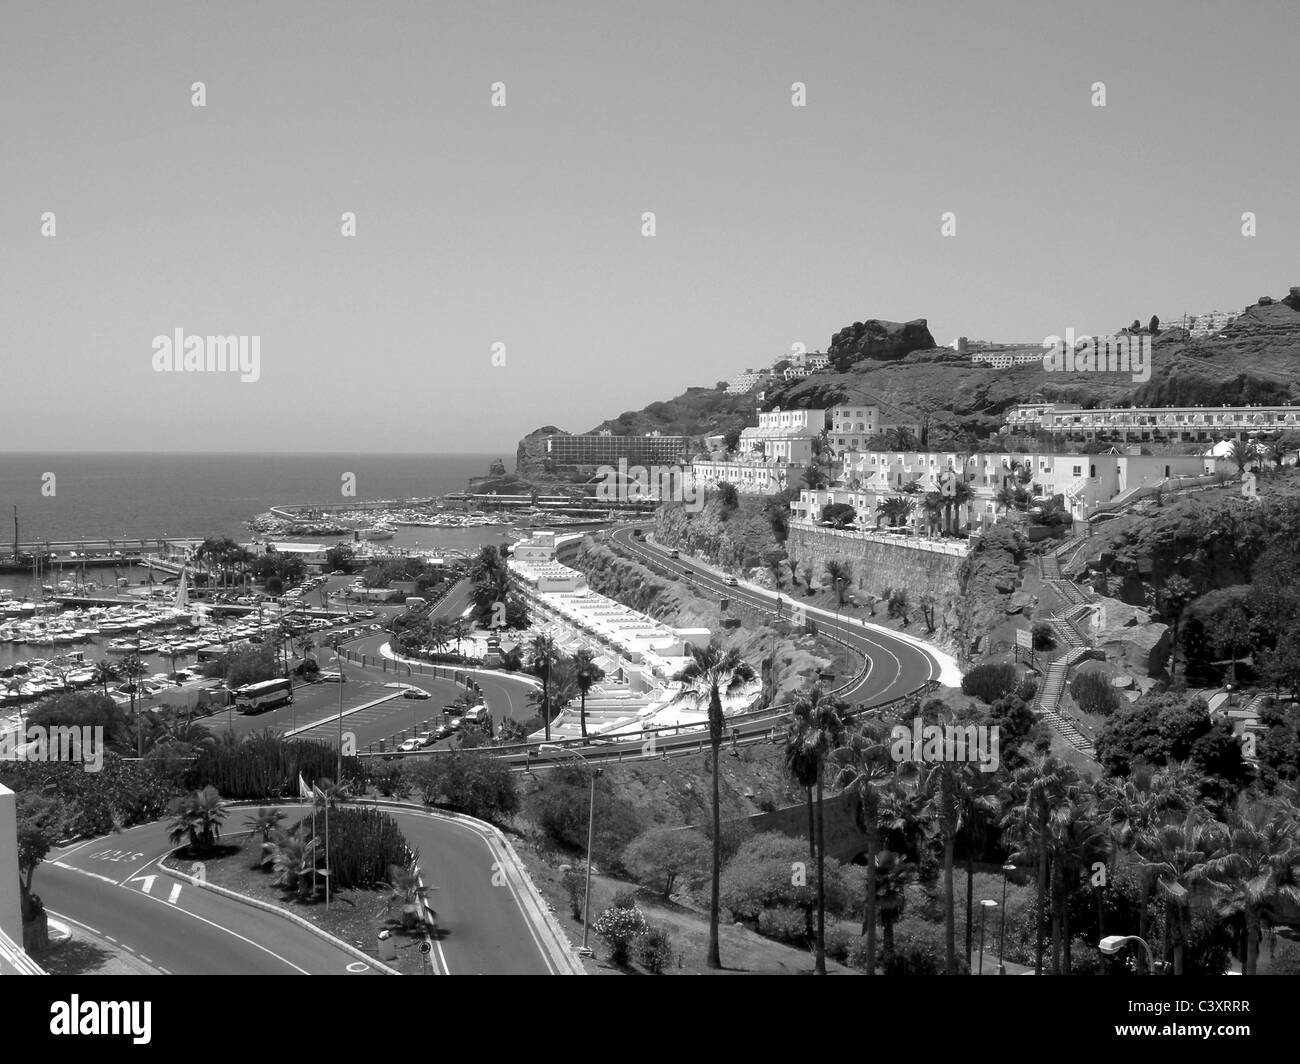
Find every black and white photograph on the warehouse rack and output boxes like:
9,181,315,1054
0,0,1296,1039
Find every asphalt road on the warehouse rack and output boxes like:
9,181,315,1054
43,802,569,975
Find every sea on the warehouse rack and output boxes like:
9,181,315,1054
0,452,515,676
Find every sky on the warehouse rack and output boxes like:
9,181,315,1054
2,0,1297,454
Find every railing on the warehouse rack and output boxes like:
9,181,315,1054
791,522,969,557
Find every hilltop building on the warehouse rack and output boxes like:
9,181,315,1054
541,431,689,471
1004,402,1300,444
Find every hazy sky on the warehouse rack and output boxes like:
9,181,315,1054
3,0,1297,453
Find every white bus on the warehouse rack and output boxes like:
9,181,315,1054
234,677,294,714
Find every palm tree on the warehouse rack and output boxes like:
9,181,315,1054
385,860,428,932
243,806,286,843
1211,603,1251,688
166,785,227,854
93,659,118,697
1200,798,1300,975
527,634,560,741
1095,765,1195,965
428,616,454,656
921,492,945,536
914,760,966,974
1044,788,1109,973
831,721,893,973
1002,754,1072,976
1160,575,1195,680
450,616,470,657
1228,439,1254,477
571,648,605,740
295,633,316,673
1139,811,1223,975
874,849,911,972
802,465,829,491
783,685,847,975
669,640,757,970
823,560,852,605
119,653,148,757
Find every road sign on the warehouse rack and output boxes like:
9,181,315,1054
1016,629,1032,651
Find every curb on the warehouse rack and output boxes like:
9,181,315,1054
156,847,402,976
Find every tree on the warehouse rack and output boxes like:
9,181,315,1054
1002,754,1072,976
1210,603,1251,688
243,807,287,845
831,720,894,973
874,849,911,971
670,640,756,969
783,684,848,973
119,653,149,758
823,559,852,605
714,482,740,512
1200,798,1300,975
93,659,118,697
166,785,227,855
1228,439,1255,477
821,502,855,528
912,759,969,974
801,465,828,492
918,592,937,633
16,792,65,952
527,634,560,742
622,827,710,898
1139,811,1221,975
1160,575,1195,681
1149,315,1160,335
571,648,606,740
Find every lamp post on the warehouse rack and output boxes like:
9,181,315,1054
1098,934,1159,974
999,862,1015,974
540,744,600,957
978,899,998,975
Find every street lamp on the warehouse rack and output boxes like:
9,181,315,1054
999,863,1015,974
1098,934,1161,974
978,899,998,975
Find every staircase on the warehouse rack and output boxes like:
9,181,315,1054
1033,657,1096,757
1031,554,1097,758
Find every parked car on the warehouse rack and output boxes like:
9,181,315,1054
397,738,422,753
403,687,431,700
415,732,435,748
433,722,455,741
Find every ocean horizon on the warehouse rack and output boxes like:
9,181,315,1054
0,452,507,543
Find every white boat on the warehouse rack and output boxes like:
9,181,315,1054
106,640,140,654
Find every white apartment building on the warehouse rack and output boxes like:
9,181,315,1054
796,449,1218,530
725,368,775,395
827,405,923,454
1005,402,1300,443
738,407,828,465
688,457,805,496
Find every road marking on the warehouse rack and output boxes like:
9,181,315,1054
46,909,101,937
346,961,370,973
129,874,157,894
168,883,183,904
51,861,118,885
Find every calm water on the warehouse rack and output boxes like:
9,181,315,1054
0,452,505,542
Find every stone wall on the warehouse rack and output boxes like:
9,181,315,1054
788,526,964,601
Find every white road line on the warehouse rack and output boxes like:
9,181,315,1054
167,883,182,904
46,909,101,938
52,861,118,886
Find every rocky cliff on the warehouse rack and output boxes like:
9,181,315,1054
827,317,936,370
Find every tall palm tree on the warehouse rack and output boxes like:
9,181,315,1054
119,653,149,757
1160,575,1195,681
914,760,966,974
527,634,560,741
1045,787,1109,973
243,806,287,845
831,721,893,973
1228,439,1254,477
921,492,945,537
1139,810,1223,975
786,687,848,975
1200,798,1300,975
1002,753,1072,976
669,640,757,970
1211,603,1251,688
571,648,605,740
874,849,911,972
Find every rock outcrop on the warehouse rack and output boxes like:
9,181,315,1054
828,318,936,371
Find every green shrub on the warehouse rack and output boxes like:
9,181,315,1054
562,867,584,921
593,905,648,965
757,906,809,944
824,925,860,964
611,889,638,910
887,918,965,975
720,833,856,922
528,767,640,871
1031,621,1056,651
635,924,675,973
961,662,1019,704
188,735,361,801
622,827,710,898
1070,670,1121,716
293,806,410,891
403,751,518,821
1016,678,1040,703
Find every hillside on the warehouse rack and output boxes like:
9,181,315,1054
514,287,1300,472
